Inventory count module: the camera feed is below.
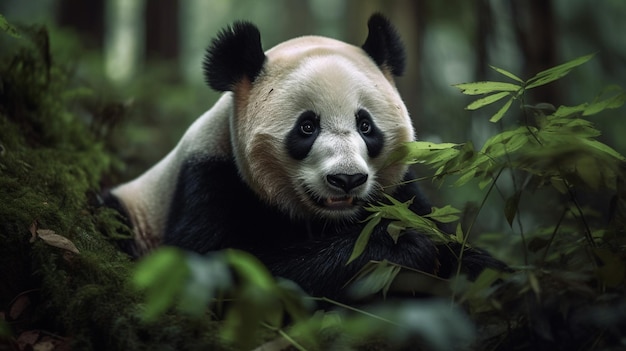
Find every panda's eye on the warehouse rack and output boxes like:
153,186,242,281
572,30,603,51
359,120,372,135
300,119,317,136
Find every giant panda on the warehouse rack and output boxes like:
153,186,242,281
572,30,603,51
106,14,499,301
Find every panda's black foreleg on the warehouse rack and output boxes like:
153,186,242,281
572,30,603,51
258,225,442,303
258,226,507,304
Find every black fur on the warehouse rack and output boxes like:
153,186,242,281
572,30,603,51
162,157,501,301
356,109,385,158
203,21,266,91
361,13,406,76
285,110,320,160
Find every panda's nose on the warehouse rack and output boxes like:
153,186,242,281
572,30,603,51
327,173,368,193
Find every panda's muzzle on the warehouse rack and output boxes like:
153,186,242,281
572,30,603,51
320,173,368,209
326,173,368,193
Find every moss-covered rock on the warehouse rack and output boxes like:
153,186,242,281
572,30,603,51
0,26,229,351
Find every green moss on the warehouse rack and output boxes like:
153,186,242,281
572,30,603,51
0,27,230,350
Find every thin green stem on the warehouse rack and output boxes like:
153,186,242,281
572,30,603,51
452,167,504,304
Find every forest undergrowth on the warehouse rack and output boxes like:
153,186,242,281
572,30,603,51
1,15,625,351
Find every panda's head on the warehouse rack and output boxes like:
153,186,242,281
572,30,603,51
204,14,415,221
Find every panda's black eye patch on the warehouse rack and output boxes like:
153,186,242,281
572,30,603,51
286,110,320,160
356,109,384,158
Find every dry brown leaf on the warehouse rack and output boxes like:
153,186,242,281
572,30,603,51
34,340,55,351
29,221,38,243
36,229,80,254
9,294,31,320
17,330,40,348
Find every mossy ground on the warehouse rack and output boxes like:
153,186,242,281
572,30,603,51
0,27,232,351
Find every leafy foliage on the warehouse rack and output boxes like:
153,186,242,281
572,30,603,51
371,54,626,349
131,55,626,350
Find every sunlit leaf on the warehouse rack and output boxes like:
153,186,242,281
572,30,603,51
525,53,594,90
453,81,521,95
424,205,461,223
455,223,464,244
385,141,460,166
478,177,494,190
465,91,511,111
583,87,626,116
489,97,514,123
489,65,524,83
552,103,588,118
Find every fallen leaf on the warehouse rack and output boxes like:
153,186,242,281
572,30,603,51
9,294,31,320
36,229,80,254
17,330,40,349
29,221,38,243
34,340,55,351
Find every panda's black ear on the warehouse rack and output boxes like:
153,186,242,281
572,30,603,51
361,13,406,77
203,21,266,92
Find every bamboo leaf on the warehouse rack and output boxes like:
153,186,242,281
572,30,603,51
489,65,524,83
424,205,461,223
526,54,594,89
453,81,521,95
348,213,381,264
0,14,20,38
583,139,626,162
466,91,511,110
504,191,522,227
583,89,626,116
489,97,514,123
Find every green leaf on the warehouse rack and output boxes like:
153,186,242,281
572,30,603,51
226,250,275,291
387,221,405,243
504,191,522,227
525,53,594,90
134,247,189,321
0,14,20,38
579,138,626,162
385,141,460,166
489,97,514,123
424,205,461,223
553,103,588,118
583,87,626,116
465,91,511,110
177,253,231,316
453,81,521,95
489,65,524,83
455,223,464,243
348,212,381,264
348,260,402,299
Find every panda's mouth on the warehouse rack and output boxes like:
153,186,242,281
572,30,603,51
323,196,354,209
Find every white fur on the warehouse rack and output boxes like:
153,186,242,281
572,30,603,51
111,94,233,254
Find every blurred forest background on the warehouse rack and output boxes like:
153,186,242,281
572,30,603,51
2,0,625,235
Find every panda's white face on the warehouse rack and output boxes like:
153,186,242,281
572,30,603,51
231,36,414,221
